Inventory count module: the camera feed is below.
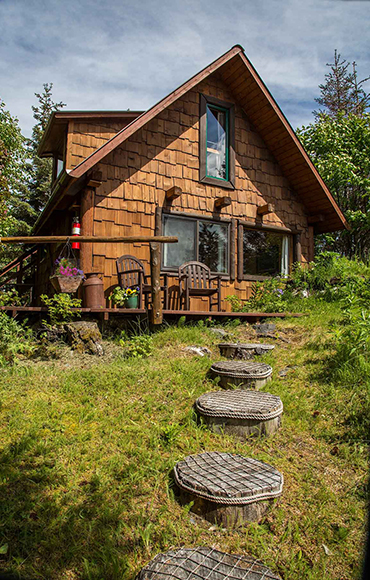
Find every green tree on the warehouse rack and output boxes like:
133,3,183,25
28,83,65,215
0,99,33,237
298,112,370,258
315,50,370,118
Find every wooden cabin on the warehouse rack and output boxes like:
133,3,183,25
32,45,346,312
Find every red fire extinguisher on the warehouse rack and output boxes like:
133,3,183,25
72,217,81,250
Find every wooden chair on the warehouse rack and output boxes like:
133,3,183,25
116,255,168,309
178,261,222,311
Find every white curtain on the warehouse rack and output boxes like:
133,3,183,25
281,236,289,277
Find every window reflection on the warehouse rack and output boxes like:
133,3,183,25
206,105,227,180
163,215,229,273
243,230,289,276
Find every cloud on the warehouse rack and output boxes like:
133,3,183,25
0,0,369,135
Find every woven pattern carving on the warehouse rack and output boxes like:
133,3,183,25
135,547,282,579
219,342,275,357
174,452,283,505
211,360,272,379
195,390,283,421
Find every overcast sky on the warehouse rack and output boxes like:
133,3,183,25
1,0,369,137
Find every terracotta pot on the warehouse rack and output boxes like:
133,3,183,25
50,275,83,294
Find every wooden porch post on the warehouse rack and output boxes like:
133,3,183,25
80,187,94,274
150,241,162,325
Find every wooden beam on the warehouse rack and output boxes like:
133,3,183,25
87,172,103,188
294,233,302,264
150,242,162,325
257,203,275,216
165,186,182,201
230,219,236,281
80,188,95,275
214,196,232,209
307,213,325,224
237,223,244,282
0,236,178,244
155,205,162,236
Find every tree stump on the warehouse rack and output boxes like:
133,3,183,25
218,342,275,359
210,360,272,389
195,389,283,438
173,452,283,528
135,547,282,579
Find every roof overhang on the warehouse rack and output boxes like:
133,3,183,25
38,110,145,158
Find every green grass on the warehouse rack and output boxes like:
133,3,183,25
0,307,368,580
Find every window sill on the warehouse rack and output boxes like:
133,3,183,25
162,269,230,281
242,274,275,282
200,176,235,190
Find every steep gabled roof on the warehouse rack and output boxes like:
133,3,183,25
36,45,347,234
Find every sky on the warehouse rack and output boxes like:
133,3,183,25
0,0,369,137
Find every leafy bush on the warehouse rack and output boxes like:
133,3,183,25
41,293,82,324
0,288,24,306
226,277,289,313
0,312,36,365
117,331,153,358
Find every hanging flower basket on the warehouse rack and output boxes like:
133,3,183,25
50,254,84,294
50,274,83,294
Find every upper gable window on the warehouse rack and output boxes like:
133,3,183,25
200,94,235,189
206,105,228,180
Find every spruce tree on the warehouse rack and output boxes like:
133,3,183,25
315,50,370,118
28,83,65,216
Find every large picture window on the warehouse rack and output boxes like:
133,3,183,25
199,94,235,189
163,214,229,274
243,229,290,277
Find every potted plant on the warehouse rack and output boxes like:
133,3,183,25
110,286,140,309
50,258,84,293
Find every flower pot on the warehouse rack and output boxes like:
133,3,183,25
125,294,139,309
50,275,83,294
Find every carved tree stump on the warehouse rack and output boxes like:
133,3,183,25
173,452,283,528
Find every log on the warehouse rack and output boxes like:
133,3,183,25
165,186,182,200
0,236,178,244
150,242,162,325
80,188,94,274
214,196,232,209
257,203,275,215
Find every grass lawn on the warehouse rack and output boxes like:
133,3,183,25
0,307,368,580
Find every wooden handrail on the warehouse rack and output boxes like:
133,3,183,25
0,236,178,244
0,245,38,277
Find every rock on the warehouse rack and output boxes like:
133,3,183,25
65,321,104,355
184,346,212,357
253,323,276,336
209,328,229,339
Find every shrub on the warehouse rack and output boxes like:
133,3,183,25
226,277,289,313
41,294,82,325
117,331,153,358
0,312,36,365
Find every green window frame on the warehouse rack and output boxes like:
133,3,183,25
205,104,229,181
199,94,235,189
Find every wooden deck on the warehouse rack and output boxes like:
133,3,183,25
0,305,304,322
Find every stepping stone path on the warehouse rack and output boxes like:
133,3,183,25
194,389,283,438
218,341,275,359
211,360,273,389
135,547,282,579
173,451,283,527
